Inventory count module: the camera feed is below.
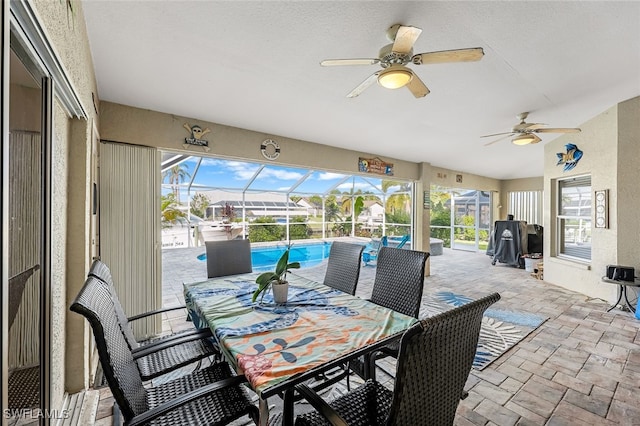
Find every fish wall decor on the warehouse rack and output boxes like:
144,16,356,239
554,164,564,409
556,143,583,172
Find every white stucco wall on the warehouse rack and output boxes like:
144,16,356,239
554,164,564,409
543,97,640,303
29,0,100,401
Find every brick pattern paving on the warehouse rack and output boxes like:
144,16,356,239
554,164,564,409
93,246,640,425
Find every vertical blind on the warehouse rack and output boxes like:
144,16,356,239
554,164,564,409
8,131,41,369
99,142,161,339
508,191,543,225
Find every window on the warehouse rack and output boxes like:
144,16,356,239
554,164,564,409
557,175,591,261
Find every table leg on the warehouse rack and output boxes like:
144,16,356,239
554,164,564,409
622,286,637,313
282,388,295,426
258,398,270,426
607,284,624,312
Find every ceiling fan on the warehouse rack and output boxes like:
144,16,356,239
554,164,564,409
482,112,582,146
320,24,484,98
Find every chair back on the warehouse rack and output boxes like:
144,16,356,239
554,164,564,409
388,292,501,426
89,259,140,349
370,247,429,318
206,239,253,278
323,242,365,295
70,276,149,421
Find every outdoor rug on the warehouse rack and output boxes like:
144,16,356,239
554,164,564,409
423,291,548,370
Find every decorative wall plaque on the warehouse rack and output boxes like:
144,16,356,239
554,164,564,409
183,123,211,151
358,157,394,176
595,189,608,228
260,139,281,160
556,143,583,172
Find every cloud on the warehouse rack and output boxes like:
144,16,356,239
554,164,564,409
260,168,304,181
317,172,347,181
336,182,375,191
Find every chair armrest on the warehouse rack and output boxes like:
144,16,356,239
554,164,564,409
127,375,248,426
295,384,349,426
127,304,187,322
131,328,214,359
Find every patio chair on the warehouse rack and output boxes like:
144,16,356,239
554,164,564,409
293,292,501,426
362,236,387,266
392,234,410,249
206,239,253,278
323,241,365,295
363,247,429,377
70,276,259,426
89,260,219,381
370,247,428,319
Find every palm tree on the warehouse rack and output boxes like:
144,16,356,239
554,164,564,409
161,193,186,228
162,164,191,202
382,180,411,216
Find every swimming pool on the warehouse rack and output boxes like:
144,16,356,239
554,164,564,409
197,241,339,271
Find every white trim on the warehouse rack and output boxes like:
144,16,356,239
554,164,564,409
9,0,87,119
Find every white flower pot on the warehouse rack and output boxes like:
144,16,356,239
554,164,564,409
272,282,289,304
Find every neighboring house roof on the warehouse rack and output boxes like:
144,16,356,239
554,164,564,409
362,200,383,208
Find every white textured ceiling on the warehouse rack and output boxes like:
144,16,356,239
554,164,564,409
81,1,640,180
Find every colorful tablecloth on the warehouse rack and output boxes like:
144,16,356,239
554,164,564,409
184,273,417,396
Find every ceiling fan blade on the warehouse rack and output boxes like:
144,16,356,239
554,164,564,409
524,123,546,130
406,73,430,98
412,47,484,65
320,58,380,67
392,25,422,54
480,131,514,138
346,72,380,98
483,133,515,146
535,127,581,133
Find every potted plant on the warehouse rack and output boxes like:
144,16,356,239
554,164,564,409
252,247,300,304
221,202,235,223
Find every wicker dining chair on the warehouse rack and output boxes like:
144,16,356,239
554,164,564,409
367,247,429,365
293,292,501,426
370,247,429,318
323,242,365,295
205,239,253,278
70,276,259,426
89,260,219,380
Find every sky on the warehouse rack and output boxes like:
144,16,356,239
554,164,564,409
161,156,403,201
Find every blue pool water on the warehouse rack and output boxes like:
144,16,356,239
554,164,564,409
197,241,336,271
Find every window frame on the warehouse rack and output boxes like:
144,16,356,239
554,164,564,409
556,174,592,262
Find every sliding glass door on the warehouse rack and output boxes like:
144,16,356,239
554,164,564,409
3,21,53,425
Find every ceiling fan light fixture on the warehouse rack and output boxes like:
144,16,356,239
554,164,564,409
377,67,413,89
512,133,541,146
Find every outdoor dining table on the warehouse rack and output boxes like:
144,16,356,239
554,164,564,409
183,271,418,425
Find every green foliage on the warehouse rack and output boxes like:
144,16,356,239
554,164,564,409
429,186,452,246
252,247,301,302
248,216,284,242
289,216,311,240
162,164,191,202
431,227,451,248
353,196,364,219
456,215,476,241
308,195,323,209
324,196,341,222
190,193,210,219
161,193,186,228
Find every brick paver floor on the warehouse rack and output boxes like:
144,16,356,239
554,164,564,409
94,245,640,425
